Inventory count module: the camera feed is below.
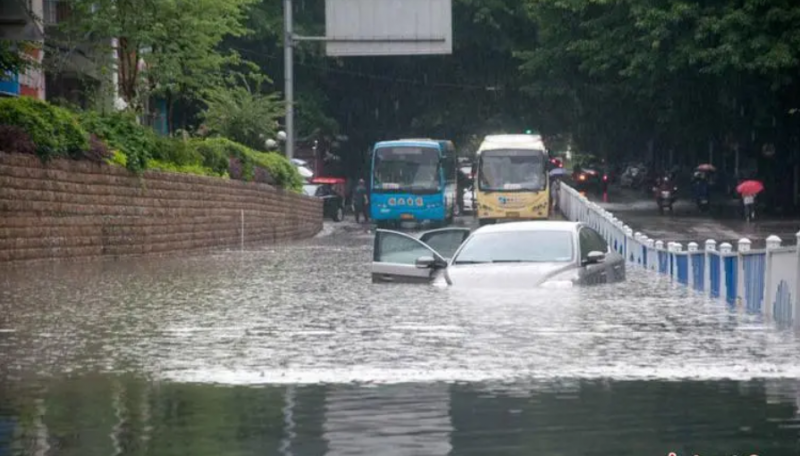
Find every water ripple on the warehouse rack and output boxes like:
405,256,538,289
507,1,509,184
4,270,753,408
0,227,798,387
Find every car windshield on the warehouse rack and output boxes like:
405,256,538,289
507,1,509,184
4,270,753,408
302,184,319,197
373,146,441,193
479,149,546,191
453,230,574,264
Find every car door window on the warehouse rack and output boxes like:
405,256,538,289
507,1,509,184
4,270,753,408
586,228,609,253
375,230,443,265
419,228,471,259
579,227,607,260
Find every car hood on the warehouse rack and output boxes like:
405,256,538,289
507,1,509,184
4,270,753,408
444,262,576,288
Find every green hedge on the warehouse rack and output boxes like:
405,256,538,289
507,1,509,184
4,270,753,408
145,159,227,178
0,98,302,192
189,137,303,192
0,97,89,160
77,110,161,173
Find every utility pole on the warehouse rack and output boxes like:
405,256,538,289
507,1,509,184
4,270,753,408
282,0,451,160
283,0,294,159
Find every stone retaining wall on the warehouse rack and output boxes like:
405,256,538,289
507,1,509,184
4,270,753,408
0,152,322,262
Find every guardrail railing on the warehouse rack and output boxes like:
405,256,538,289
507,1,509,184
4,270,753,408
558,183,800,329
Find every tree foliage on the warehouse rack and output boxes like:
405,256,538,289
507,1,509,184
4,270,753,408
0,40,31,75
58,0,257,113
200,72,283,151
516,0,800,166
45,0,800,207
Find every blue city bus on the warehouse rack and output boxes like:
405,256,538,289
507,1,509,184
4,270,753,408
369,138,458,228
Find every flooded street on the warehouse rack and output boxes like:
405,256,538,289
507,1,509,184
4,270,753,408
2,219,800,455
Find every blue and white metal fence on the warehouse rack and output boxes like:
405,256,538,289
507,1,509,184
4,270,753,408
559,183,800,328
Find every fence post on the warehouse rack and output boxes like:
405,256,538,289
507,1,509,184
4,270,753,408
705,239,717,298
795,231,800,329
736,238,751,311
624,226,633,260
688,242,698,289
720,242,733,304
646,238,655,271
655,240,665,274
673,242,683,281
634,232,643,266
764,235,782,320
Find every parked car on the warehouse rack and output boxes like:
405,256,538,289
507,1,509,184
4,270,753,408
371,221,625,288
303,183,345,222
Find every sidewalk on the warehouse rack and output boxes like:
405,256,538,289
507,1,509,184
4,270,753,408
582,186,800,248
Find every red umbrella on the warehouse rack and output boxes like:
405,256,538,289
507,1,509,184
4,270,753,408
696,163,716,172
736,180,764,196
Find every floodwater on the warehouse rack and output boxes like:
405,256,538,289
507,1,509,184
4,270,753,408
1,220,800,455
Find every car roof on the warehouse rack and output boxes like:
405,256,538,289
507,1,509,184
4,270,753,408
478,134,545,152
471,221,580,235
375,139,440,148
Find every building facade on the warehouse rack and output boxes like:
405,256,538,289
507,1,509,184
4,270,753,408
0,0,45,99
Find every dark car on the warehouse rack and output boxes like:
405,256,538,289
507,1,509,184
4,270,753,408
303,183,345,222
572,163,609,193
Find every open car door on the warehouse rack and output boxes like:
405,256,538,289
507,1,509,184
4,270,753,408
372,228,471,284
418,227,471,260
372,230,448,284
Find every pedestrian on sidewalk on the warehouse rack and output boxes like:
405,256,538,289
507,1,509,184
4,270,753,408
550,176,561,211
353,178,370,223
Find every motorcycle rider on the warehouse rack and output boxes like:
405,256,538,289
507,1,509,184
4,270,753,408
654,174,677,196
652,173,677,210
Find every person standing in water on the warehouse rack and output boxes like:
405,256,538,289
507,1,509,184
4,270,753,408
353,178,370,223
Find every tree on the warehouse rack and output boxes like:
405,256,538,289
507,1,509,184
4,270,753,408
200,72,283,151
58,0,257,118
0,40,31,75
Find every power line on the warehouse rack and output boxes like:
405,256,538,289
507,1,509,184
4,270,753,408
230,45,499,91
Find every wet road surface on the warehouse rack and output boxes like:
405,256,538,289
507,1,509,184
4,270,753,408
1,219,800,455
584,186,800,248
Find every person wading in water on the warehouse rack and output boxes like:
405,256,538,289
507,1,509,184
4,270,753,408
353,178,370,223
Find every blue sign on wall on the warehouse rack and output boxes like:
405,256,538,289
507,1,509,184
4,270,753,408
0,71,20,97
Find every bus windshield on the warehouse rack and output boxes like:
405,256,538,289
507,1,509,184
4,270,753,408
373,146,441,193
478,149,546,192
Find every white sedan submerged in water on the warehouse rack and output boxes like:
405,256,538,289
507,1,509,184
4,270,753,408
371,221,625,288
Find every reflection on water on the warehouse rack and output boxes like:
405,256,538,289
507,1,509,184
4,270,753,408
1,225,800,453
1,377,800,455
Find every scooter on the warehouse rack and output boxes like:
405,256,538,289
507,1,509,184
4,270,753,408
694,185,710,212
654,183,677,215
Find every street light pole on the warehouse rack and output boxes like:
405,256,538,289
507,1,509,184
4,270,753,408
283,0,295,159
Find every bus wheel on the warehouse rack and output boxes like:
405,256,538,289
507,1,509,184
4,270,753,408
478,219,494,227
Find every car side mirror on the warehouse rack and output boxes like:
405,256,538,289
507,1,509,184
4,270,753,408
416,255,447,269
415,256,436,269
583,250,606,265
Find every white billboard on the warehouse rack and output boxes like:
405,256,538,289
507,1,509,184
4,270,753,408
325,0,452,56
